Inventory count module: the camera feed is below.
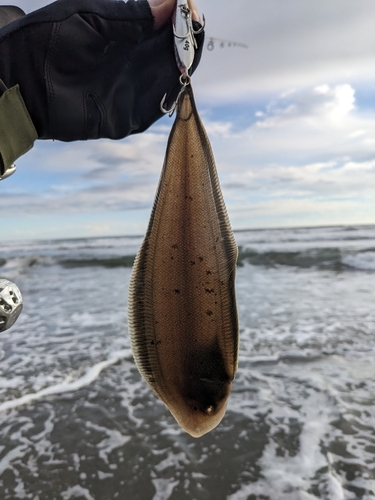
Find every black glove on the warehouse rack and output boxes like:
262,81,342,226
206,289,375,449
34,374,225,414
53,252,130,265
0,0,204,142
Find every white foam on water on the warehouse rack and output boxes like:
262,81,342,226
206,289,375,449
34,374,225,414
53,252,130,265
0,376,24,389
342,251,375,271
61,485,95,500
228,356,350,499
332,354,375,380
0,350,132,413
154,451,189,472
85,422,131,464
0,445,28,476
32,408,55,443
118,377,153,428
151,478,179,500
0,255,49,279
97,470,114,480
227,481,319,500
13,478,31,500
325,470,345,500
235,224,375,249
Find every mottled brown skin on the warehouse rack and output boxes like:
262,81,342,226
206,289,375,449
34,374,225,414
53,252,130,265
128,85,239,437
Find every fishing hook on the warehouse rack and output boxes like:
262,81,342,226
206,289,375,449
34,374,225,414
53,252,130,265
173,12,205,41
160,73,191,116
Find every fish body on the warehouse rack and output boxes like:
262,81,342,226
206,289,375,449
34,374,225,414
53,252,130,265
128,85,238,437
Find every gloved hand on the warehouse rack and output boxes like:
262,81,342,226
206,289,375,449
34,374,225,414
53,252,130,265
0,0,204,142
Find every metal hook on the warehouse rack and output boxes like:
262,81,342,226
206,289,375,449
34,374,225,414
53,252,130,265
173,12,205,39
160,74,190,116
172,3,192,39
192,14,205,35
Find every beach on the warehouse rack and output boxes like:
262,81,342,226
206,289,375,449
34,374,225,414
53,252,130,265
1,225,375,499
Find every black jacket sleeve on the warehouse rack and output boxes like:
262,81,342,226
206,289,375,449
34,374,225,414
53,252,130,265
0,0,204,142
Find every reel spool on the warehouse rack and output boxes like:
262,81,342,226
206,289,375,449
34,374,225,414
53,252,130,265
0,279,23,332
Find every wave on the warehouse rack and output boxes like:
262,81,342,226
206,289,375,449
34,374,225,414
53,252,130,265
237,246,343,269
59,256,136,268
51,248,353,271
59,247,375,271
239,350,324,367
0,349,132,413
237,247,375,271
2,248,375,272
342,251,375,271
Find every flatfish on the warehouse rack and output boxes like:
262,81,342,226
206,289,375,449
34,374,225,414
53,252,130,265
128,85,238,437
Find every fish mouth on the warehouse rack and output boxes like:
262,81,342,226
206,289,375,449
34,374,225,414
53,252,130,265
166,398,229,438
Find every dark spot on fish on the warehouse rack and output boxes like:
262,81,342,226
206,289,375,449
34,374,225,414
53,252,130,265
150,340,155,345
190,260,196,265
183,344,231,413
172,244,178,250
185,195,193,201
191,154,194,158
206,270,212,275
205,289,215,294
171,256,174,260
199,257,204,262
156,340,161,346
174,289,180,294
206,310,213,316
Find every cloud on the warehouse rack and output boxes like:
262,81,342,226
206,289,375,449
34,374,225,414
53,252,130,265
11,0,375,102
257,84,356,124
194,0,375,103
0,83,375,227
2,1,375,237
4,83,375,224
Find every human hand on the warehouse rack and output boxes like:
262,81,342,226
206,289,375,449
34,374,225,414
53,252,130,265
150,0,200,30
0,0,204,142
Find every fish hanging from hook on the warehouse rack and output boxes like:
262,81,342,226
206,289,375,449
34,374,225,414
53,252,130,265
130,2,239,437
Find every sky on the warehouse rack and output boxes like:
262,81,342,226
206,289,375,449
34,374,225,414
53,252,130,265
1,0,375,241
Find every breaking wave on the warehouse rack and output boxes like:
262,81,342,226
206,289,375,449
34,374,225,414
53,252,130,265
0,350,132,413
1,248,375,272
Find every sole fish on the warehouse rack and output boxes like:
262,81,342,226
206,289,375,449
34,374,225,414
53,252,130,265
128,85,239,438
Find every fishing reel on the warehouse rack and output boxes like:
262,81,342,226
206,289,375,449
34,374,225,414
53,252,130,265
0,279,23,332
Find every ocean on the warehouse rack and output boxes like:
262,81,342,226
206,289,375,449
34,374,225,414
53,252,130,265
1,224,375,499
